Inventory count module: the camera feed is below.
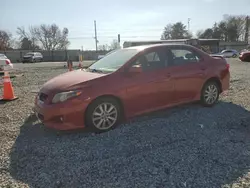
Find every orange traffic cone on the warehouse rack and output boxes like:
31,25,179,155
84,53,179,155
0,72,18,101
78,61,82,68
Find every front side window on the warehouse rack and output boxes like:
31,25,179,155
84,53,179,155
222,50,232,53
131,48,166,72
26,53,34,56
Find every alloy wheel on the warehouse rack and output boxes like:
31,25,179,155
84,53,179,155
204,84,218,105
92,102,118,130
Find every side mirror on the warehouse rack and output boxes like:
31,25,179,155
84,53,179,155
129,65,143,73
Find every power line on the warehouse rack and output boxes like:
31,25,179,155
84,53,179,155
68,36,161,39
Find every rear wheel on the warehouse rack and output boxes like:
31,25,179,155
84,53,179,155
200,81,220,107
85,97,122,133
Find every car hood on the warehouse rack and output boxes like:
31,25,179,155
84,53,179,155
41,69,106,93
242,51,250,54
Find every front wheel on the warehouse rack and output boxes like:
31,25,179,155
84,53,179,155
85,97,122,133
200,81,220,107
232,54,237,58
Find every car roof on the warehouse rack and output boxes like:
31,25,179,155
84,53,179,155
125,43,194,51
222,49,237,51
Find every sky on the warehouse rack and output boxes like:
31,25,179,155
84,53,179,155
1,0,250,50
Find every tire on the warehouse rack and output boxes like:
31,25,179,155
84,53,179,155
85,97,122,133
246,56,250,62
232,54,237,58
200,81,220,107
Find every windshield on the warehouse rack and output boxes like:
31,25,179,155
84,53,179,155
88,49,139,73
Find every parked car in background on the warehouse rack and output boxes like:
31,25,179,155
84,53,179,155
218,49,239,58
0,54,13,71
22,52,43,63
97,55,105,60
34,44,230,133
239,50,250,62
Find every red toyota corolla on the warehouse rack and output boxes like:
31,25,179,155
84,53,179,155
34,44,230,132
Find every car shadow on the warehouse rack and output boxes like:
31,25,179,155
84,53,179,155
9,101,250,188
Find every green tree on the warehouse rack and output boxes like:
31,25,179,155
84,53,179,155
199,28,214,39
171,22,188,39
161,24,172,39
161,22,191,40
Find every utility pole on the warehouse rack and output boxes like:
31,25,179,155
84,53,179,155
245,16,249,43
32,38,35,51
118,34,120,49
188,18,191,31
94,20,98,52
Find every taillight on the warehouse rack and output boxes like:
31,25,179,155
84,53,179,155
5,59,10,65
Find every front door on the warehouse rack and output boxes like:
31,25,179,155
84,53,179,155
123,47,174,117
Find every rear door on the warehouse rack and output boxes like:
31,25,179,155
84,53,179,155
165,46,207,102
223,50,233,57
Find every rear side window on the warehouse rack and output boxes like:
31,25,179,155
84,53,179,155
167,47,201,66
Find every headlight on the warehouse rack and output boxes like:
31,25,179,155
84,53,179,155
52,90,82,104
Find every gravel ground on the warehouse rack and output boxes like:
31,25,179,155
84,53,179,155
0,59,250,188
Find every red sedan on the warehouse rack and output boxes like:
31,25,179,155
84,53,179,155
239,50,250,62
34,44,230,133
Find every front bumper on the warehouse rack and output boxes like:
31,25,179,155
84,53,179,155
33,97,90,130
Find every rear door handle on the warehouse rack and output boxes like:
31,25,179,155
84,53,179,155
165,73,171,78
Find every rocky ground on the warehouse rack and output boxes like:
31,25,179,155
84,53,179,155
0,59,250,188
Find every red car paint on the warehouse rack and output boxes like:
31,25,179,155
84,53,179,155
239,51,250,62
34,44,230,130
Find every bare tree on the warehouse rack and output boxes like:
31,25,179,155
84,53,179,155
98,44,109,51
197,15,248,42
0,30,12,50
17,24,70,50
17,26,37,50
109,40,120,50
